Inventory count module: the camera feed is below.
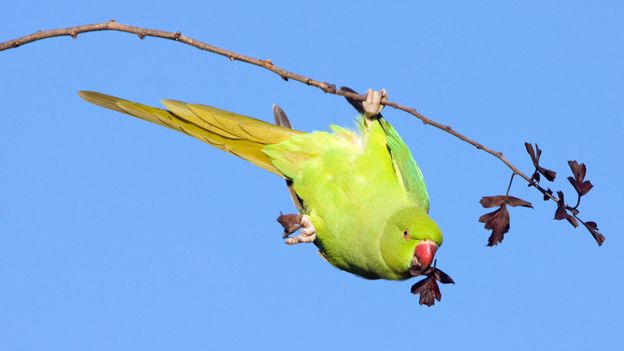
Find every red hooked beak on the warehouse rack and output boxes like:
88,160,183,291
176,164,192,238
410,241,438,276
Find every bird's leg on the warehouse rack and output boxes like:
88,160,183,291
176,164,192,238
285,215,316,245
272,105,315,245
362,88,387,119
276,213,316,245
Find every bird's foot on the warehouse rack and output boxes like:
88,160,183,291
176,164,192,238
276,213,316,245
363,88,387,119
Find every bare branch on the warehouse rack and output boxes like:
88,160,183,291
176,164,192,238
0,20,565,208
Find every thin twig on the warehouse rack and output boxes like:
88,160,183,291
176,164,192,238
504,173,516,198
572,193,582,210
0,20,556,205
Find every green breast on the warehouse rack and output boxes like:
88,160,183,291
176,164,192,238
266,118,415,280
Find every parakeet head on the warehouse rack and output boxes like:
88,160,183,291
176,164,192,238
380,207,443,279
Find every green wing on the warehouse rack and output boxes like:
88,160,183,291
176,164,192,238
379,118,429,212
79,91,301,176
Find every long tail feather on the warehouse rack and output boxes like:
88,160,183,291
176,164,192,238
78,91,301,176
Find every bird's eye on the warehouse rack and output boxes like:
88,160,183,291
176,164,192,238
402,230,409,239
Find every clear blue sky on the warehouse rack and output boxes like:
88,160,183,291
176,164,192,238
1,1,623,350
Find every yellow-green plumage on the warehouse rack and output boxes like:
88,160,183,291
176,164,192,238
79,91,443,281
79,91,299,175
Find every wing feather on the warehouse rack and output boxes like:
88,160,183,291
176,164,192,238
379,118,429,211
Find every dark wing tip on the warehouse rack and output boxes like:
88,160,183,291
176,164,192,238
340,86,366,114
273,104,293,129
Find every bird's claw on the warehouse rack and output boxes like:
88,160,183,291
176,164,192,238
363,88,387,119
276,213,316,245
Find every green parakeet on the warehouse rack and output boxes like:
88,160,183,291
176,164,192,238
78,89,450,302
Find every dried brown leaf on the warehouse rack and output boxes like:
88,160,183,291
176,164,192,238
525,143,556,182
479,204,510,246
411,276,441,307
525,142,539,168
480,196,507,208
539,167,557,182
568,160,586,181
584,221,605,246
567,160,593,196
432,267,456,285
506,196,533,208
411,262,454,306
276,213,302,237
480,195,533,209
553,191,579,227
